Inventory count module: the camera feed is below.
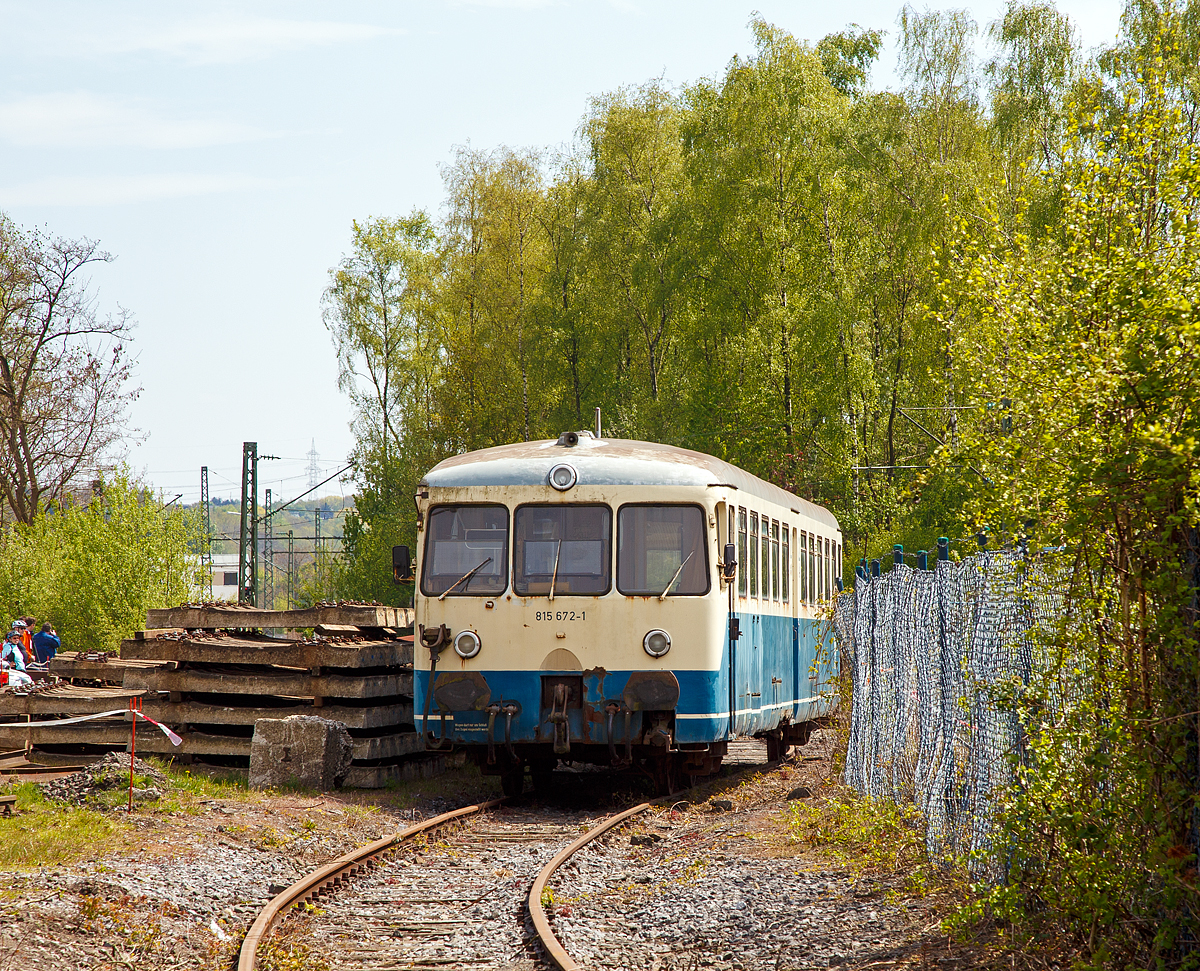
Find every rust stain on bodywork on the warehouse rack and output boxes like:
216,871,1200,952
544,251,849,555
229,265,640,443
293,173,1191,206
582,666,608,701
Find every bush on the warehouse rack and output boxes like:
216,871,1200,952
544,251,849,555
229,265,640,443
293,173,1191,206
0,470,198,651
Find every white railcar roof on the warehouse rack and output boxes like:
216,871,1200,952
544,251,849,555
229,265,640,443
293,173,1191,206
421,437,840,531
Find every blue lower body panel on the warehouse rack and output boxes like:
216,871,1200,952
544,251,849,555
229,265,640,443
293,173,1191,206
418,668,727,746
417,611,834,749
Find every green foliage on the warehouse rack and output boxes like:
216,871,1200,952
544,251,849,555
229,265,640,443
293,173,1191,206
787,789,929,878
0,470,197,651
932,18,1200,965
817,25,884,97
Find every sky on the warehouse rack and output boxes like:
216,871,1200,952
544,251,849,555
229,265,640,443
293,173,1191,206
0,0,1123,507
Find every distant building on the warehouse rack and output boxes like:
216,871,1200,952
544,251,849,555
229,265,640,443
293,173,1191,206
208,553,240,601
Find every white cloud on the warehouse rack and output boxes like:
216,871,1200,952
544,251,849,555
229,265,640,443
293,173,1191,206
82,15,403,65
0,172,276,207
0,92,266,149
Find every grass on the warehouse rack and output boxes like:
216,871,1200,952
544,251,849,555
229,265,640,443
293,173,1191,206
785,785,934,889
0,783,129,868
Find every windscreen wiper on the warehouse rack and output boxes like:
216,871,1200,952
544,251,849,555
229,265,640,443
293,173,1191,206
438,556,493,601
548,540,563,602
658,551,694,601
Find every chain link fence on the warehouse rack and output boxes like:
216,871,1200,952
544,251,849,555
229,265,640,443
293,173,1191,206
836,546,1067,873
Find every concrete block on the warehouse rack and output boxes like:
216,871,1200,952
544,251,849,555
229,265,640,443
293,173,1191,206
249,715,353,791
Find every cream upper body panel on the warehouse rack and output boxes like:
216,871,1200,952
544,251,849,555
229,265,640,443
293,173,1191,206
412,436,842,673
414,483,727,673
420,436,838,533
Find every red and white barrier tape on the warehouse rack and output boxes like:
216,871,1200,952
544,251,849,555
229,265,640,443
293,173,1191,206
8,708,183,745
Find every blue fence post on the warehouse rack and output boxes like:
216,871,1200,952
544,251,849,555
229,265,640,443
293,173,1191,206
917,550,928,570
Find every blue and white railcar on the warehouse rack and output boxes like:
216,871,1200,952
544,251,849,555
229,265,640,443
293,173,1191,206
406,432,842,793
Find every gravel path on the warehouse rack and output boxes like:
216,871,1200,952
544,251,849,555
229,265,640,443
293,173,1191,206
300,805,604,970
0,734,966,970
553,825,928,970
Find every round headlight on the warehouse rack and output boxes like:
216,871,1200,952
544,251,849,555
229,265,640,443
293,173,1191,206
454,630,482,659
548,463,577,491
643,629,671,658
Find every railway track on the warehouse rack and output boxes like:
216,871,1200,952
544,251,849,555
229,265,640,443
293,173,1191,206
237,793,651,971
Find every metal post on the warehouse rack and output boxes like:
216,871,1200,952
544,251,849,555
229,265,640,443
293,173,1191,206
238,442,258,605
314,508,322,591
594,406,602,438
893,544,904,567
938,536,950,561
199,466,213,602
263,488,274,611
287,530,295,609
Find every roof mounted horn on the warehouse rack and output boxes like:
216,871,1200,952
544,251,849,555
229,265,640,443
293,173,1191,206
555,430,594,447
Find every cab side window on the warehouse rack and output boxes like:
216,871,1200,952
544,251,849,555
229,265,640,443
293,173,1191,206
749,512,759,598
738,508,748,598
782,525,789,603
617,504,709,596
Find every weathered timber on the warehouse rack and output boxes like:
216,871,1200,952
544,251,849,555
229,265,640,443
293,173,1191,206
345,756,446,789
344,732,425,761
144,699,412,730
145,605,413,631
0,685,146,715
49,653,173,682
120,635,413,669
0,723,251,757
0,687,413,729
0,723,421,761
121,666,413,700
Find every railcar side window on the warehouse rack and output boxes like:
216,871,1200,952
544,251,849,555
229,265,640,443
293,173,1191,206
738,508,748,598
811,535,820,602
782,525,789,603
617,505,709,596
761,516,770,604
771,521,780,601
800,530,807,602
825,537,832,600
421,504,509,597
817,535,825,601
513,505,611,596
749,513,759,597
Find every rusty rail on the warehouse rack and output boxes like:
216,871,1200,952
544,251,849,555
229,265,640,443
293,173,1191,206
236,797,504,971
528,802,651,971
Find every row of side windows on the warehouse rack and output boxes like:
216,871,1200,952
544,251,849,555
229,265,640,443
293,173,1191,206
729,506,839,604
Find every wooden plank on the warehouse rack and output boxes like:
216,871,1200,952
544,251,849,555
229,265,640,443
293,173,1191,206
134,628,188,640
0,724,252,757
121,667,413,700
0,687,412,729
49,654,172,682
146,605,414,631
346,732,424,761
0,685,146,716
0,724,423,762
140,699,414,730
119,635,413,669
344,756,446,789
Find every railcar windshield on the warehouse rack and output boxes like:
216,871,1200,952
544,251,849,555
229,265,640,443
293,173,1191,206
513,504,611,596
617,504,709,596
421,504,509,596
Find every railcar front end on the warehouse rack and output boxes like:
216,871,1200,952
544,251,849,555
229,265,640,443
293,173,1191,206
404,433,841,794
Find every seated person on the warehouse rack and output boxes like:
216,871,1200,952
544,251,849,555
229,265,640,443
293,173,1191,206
32,622,59,664
9,620,29,665
1,630,32,688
